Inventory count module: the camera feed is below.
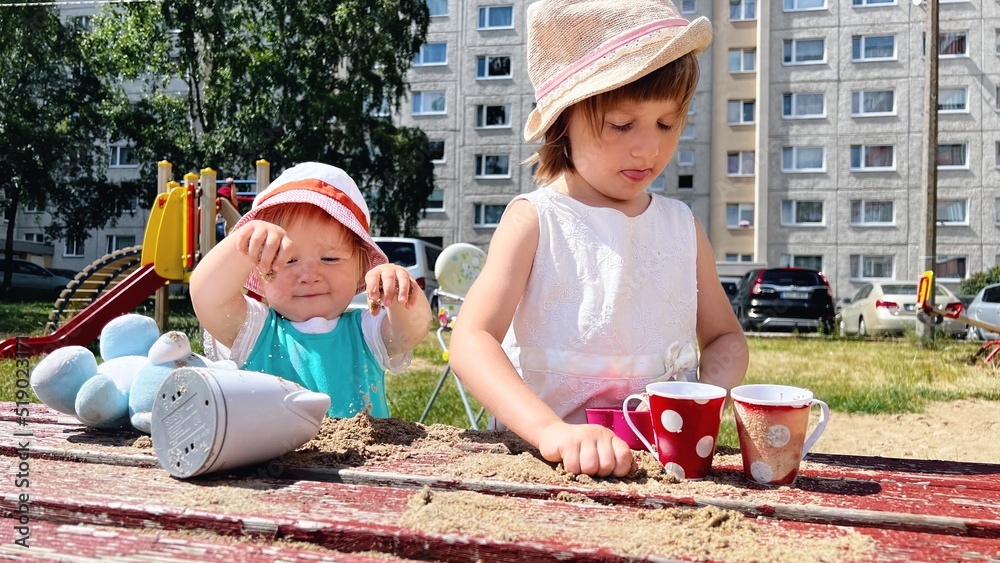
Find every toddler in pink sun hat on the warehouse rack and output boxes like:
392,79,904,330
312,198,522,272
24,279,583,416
191,162,431,419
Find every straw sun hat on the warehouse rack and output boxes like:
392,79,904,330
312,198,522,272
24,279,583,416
523,0,713,142
232,162,388,296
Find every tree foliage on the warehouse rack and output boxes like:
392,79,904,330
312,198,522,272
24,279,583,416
958,266,1000,297
0,3,142,295
87,0,435,236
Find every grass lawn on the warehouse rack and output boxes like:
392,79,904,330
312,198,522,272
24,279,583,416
2,298,998,450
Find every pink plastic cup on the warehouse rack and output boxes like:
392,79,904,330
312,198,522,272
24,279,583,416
585,407,654,450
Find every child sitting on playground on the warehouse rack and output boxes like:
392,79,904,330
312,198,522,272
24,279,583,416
191,162,431,418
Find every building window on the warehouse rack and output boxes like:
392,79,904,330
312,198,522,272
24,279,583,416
678,174,693,190
939,31,968,57
728,48,755,73
851,90,895,116
113,196,139,215
412,91,446,115
110,145,138,168
995,29,1000,56
783,38,825,65
726,203,754,228
996,86,1000,111
729,0,756,21
676,150,695,167
784,0,825,11
727,151,755,176
850,255,894,280
476,55,511,79
782,92,825,119
993,198,1000,224
936,256,967,281
851,0,894,6
850,144,895,171
938,87,968,113
475,104,511,128
780,255,823,270
423,189,445,212
726,253,754,262
937,199,968,225
428,140,445,162
413,42,447,66
477,6,513,29
22,201,41,213
727,100,755,124
851,35,896,62
995,142,1000,168
937,143,968,169
850,200,894,225
23,232,44,243
473,155,511,178
681,0,697,13
427,0,447,17
781,146,825,172
781,200,824,225
680,124,695,140
64,237,84,258
473,203,505,227
105,235,136,254
648,174,666,193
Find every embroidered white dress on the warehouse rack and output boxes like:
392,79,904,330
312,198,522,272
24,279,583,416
501,188,699,425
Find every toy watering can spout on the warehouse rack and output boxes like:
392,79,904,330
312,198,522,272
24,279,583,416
150,367,331,478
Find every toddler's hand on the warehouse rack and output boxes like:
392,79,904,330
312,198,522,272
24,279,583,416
537,421,633,478
364,264,419,315
233,220,291,281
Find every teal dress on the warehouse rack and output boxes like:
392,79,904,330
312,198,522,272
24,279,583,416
242,308,389,418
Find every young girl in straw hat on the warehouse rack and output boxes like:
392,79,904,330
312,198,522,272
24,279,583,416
450,0,748,477
191,162,431,419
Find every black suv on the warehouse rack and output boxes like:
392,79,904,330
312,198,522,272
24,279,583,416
731,268,835,332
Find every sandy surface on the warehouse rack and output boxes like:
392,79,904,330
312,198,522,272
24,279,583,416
808,398,999,464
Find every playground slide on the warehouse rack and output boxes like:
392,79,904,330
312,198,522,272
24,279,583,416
0,264,167,359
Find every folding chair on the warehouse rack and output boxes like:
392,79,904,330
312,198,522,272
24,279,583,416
418,243,488,429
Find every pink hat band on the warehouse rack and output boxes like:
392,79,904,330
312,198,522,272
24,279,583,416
256,178,370,232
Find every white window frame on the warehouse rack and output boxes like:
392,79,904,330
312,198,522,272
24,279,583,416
850,144,896,171
676,150,695,167
851,0,895,7
995,141,1000,168
474,104,512,129
110,145,138,168
727,151,755,176
727,99,755,125
783,38,826,65
993,198,1000,225
680,0,697,13
476,55,512,80
939,31,968,58
423,188,445,213
473,154,511,179
648,174,666,193
935,256,967,282
780,254,824,271
782,92,825,119
411,91,446,115
680,124,695,140
937,143,968,170
105,234,136,254
850,255,894,280
938,87,969,113
851,35,897,62
995,28,1000,56
850,199,895,226
781,146,825,173
427,0,448,17
726,203,755,228
477,6,514,30
784,0,826,11
413,42,447,66
937,198,968,225
726,253,754,262
781,200,825,226
64,238,85,258
727,48,755,73
729,0,756,21
851,90,895,117
473,203,506,227
22,232,44,243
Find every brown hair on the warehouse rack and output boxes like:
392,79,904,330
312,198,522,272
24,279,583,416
252,202,371,279
528,52,700,185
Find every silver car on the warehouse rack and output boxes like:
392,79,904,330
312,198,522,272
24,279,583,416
964,283,1000,340
3,259,74,300
838,281,966,337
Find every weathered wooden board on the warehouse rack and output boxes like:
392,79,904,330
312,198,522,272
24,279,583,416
2,456,999,562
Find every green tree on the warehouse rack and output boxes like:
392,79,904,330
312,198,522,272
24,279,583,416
87,0,435,236
0,4,143,297
959,266,1000,297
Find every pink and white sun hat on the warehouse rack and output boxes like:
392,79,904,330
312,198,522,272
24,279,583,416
232,162,388,296
523,0,713,142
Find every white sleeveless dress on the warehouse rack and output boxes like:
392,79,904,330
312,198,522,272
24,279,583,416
501,188,699,425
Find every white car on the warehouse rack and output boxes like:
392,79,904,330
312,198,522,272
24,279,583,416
838,281,966,337
347,237,443,313
964,283,1000,340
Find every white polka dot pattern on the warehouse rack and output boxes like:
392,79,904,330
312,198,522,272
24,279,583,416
750,461,773,484
696,435,714,458
767,424,791,448
661,410,683,433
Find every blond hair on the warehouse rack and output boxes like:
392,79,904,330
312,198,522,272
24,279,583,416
528,53,700,185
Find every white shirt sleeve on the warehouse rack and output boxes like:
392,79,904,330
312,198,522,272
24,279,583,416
361,309,413,374
201,296,268,367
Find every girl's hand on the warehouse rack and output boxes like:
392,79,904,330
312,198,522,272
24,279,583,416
365,264,420,314
233,220,291,281
537,421,634,478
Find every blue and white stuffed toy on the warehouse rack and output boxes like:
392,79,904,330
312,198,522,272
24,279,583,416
30,314,236,433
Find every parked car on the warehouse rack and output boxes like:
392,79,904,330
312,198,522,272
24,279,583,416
719,275,741,314
731,268,835,332
2,259,74,300
347,237,443,313
964,283,1000,340
838,281,966,337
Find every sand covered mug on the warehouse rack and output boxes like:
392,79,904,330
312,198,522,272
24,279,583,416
731,384,829,485
623,381,728,480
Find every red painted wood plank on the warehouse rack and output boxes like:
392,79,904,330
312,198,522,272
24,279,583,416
2,456,999,562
